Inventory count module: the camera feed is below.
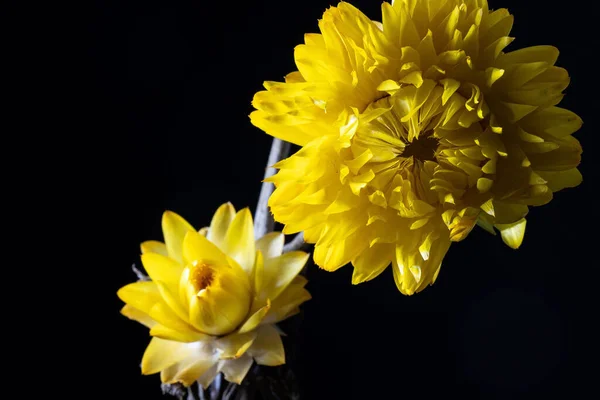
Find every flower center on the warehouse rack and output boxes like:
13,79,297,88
401,132,439,162
190,262,215,292
348,81,488,215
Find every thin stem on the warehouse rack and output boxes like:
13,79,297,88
254,138,291,239
283,232,306,253
209,373,223,399
161,383,186,398
132,264,149,281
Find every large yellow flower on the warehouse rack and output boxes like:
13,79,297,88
117,203,311,387
250,0,582,294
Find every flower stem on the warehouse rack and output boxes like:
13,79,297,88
254,138,291,239
132,263,149,281
283,231,306,253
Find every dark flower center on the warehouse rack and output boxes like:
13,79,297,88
402,133,439,162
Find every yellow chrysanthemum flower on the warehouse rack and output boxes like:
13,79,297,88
117,203,311,387
250,0,582,294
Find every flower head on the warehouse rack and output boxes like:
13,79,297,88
250,0,582,294
117,203,311,387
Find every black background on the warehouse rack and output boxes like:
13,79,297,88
90,0,597,398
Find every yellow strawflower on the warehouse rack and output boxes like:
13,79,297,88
250,0,582,294
117,203,311,387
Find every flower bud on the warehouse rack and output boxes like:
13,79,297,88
181,259,251,336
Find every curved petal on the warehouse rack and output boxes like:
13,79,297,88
537,168,582,192
392,257,409,295
263,282,311,324
140,240,168,256
392,233,451,295
224,208,256,274
165,357,218,387
188,286,249,336
148,301,195,333
252,251,265,298
141,253,182,292
207,202,236,250
162,211,196,263
313,233,367,272
120,304,156,328
238,300,271,334
117,281,161,315
248,324,285,366
196,362,220,388
219,354,254,384
351,243,393,284
496,218,527,249
155,281,189,322
215,331,257,359
141,337,190,375
256,232,284,259
183,230,229,267
260,252,309,303
160,342,218,386
150,324,208,343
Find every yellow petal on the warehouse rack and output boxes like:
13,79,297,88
499,101,537,123
117,281,161,315
140,240,168,256
248,324,285,366
150,324,208,343
476,214,497,235
253,250,265,299
249,109,316,147
485,67,505,87
440,78,460,105
196,362,220,388
377,79,401,92
256,232,285,259
262,283,311,324
182,230,229,267
498,45,559,66
351,243,393,284
493,201,529,224
537,168,582,192
162,211,196,263
207,202,236,250
313,232,367,272
141,253,182,291
527,137,581,171
170,357,218,387
148,301,194,333
477,177,494,193
392,254,415,296
155,280,189,321
120,304,156,328
160,342,218,386
215,331,258,359
260,252,309,303
188,275,250,336
238,299,271,334
224,208,256,274
521,106,583,138
219,354,254,384
141,337,190,375
496,218,527,249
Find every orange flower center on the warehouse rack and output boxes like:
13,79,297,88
190,262,215,292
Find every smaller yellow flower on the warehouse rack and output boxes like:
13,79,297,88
117,203,311,387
